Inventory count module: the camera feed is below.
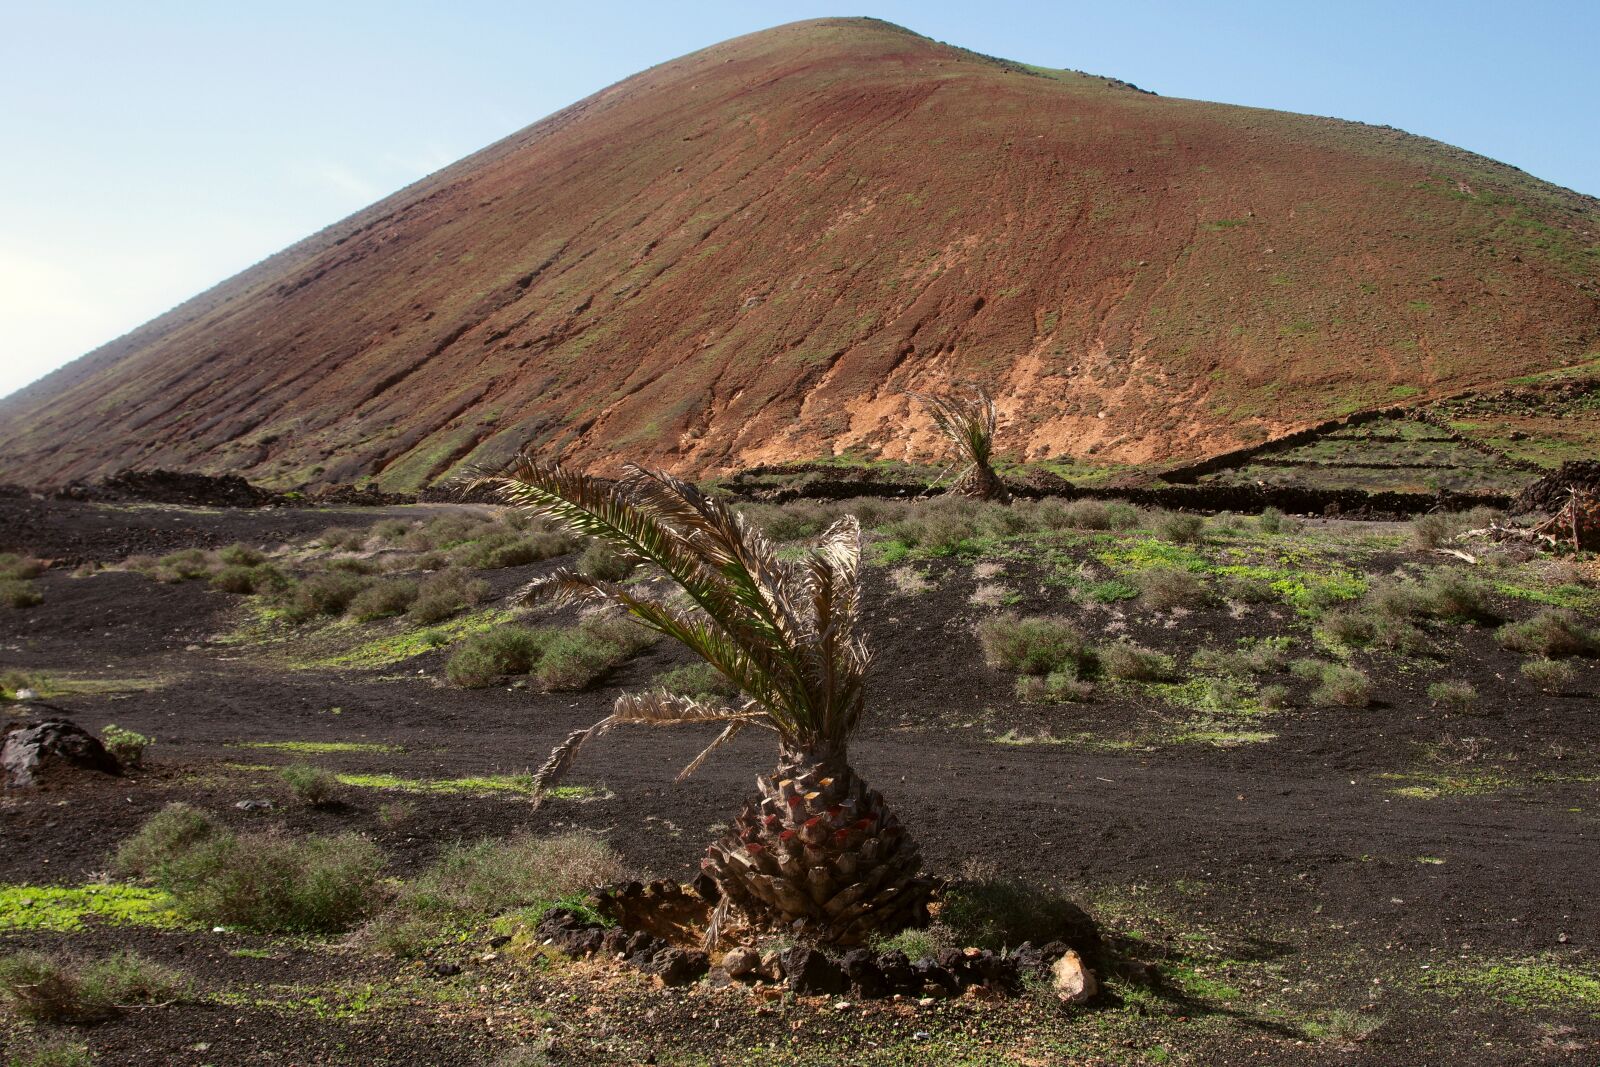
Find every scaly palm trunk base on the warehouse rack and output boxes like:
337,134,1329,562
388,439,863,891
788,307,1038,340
701,744,932,945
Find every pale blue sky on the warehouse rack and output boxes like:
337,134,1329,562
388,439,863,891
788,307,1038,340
3,1,1595,398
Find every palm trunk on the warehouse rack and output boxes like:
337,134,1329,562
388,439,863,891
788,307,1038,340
700,741,932,945
954,462,1011,503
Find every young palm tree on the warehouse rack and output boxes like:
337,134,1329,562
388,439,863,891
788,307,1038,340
479,455,931,946
907,385,1011,502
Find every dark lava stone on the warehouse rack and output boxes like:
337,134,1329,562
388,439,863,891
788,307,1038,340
840,947,888,998
877,950,917,994
781,946,848,996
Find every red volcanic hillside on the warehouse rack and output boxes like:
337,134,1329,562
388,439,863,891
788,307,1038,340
1,18,1596,490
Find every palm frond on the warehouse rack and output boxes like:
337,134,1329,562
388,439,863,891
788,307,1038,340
482,452,875,794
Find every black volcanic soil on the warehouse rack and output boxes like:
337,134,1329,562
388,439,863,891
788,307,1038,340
2,501,1598,1065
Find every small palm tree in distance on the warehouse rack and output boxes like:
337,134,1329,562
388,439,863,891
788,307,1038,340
906,385,1011,502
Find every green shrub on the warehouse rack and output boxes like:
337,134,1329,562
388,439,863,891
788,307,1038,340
281,571,372,622
113,803,217,879
406,568,492,624
210,563,288,595
578,541,636,581
873,925,951,963
978,615,1096,677
454,530,575,569
156,548,213,581
534,616,654,691
101,724,153,768
325,556,382,575
282,763,341,807
1519,658,1576,693
316,526,368,551
391,832,622,925
1258,684,1290,710
1152,511,1204,544
214,542,265,566
1320,610,1376,648
0,553,46,580
116,804,383,933
0,949,185,1024
0,579,43,608
1310,665,1373,707
1099,641,1176,682
1135,566,1214,610
1219,574,1277,603
1014,672,1094,703
446,625,546,687
1416,573,1497,624
1257,508,1285,534
348,578,420,621
1427,680,1478,710
371,519,413,543
1496,610,1599,658
653,662,741,702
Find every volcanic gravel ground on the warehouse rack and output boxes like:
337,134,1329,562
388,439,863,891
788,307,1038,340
2,503,1597,1065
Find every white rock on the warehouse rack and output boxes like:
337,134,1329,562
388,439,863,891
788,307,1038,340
1051,949,1098,1004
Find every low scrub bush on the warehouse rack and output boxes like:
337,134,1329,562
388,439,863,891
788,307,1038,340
0,579,43,608
1151,511,1204,545
1496,610,1599,659
1519,658,1575,693
325,556,382,575
209,563,289,595
1411,507,1500,549
979,614,1097,677
371,519,413,543
653,662,741,702
282,763,341,807
115,803,383,934
369,832,625,956
316,526,368,551
1191,638,1291,677
1219,574,1277,603
445,615,652,689
101,724,153,768
1014,671,1094,703
454,530,575,569
406,568,492,624
1320,610,1376,647
0,553,46,580
1135,567,1215,611
214,542,265,567
347,578,419,621
1427,680,1479,711
1258,684,1291,710
1309,664,1373,707
0,949,185,1023
577,541,636,581
1099,641,1176,681
280,571,373,623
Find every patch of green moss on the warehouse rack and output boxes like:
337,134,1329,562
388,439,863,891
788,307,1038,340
231,741,402,755
1423,959,1600,1013
301,607,518,669
0,883,184,931
221,765,601,800
1377,769,1518,799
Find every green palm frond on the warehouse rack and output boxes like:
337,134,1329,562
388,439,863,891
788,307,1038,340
475,454,875,799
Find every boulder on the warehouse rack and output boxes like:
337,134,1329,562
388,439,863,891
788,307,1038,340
2,720,121,788
721,946,760,978
781,946,847,996
648,947,709,986
1050,949,1098,1004
840,948,888,998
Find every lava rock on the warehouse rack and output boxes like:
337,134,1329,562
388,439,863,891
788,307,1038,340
649,948,709,986
840,948,888,998
2,720,122,788
721,946,760,978
911,958,957,995
600,928,631,956
877,950,917,994
691,870,721,903
781,946,847,996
